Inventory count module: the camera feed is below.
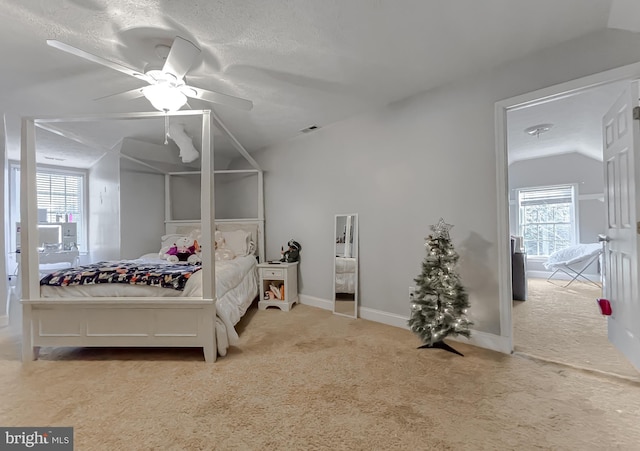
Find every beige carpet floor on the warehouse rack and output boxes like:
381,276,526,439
1,303,640,450
513,278,640,381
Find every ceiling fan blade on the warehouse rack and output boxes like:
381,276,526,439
162,36,201,79
93,87,146,102
182,85,253,111
47,39,152,83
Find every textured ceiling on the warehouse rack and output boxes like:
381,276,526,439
507,80,629,165
0,0,625,168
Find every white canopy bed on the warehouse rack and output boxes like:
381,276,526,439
20,110,264,362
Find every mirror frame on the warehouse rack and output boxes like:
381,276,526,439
333,213,358,318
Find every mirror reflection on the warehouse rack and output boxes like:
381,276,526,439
333,214,358,318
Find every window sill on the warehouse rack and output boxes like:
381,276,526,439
526,256,549,262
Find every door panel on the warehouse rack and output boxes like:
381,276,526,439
602,81,640,371
606,157,617,228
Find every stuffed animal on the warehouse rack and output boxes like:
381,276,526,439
162,236,201,264
214,230,236,261
280,239,301,263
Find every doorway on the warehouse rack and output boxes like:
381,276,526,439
496,66,640,380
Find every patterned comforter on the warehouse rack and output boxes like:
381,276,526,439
40,260,202,291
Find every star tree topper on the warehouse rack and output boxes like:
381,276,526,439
429,218,453,240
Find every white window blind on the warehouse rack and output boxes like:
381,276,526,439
36,171,82,222
518,186,574,206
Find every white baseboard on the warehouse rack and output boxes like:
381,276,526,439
299,294,511,354
359,306,410,330
299,294,332,310
361,307,511,354
448,330,512,354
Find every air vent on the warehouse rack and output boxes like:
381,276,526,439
300,125,319,133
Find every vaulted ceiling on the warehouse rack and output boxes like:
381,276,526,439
0,0,636,168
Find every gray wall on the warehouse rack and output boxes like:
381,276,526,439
508,152,605,275
120,163,166,259
215,173,259,220
238,29,640,337
88,151,120,262
120,136,200,249
170,174,201,220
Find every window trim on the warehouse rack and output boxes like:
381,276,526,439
515,183,579,258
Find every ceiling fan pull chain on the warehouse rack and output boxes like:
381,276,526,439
164,114,170,145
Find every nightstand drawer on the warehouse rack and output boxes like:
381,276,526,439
262,268,284,278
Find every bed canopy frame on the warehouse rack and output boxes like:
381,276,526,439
20,109,264,363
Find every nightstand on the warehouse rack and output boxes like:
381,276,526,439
257,261,299,311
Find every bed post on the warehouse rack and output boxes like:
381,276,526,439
201,110,217,361
201,303,216,362
258,170,265,262
21,303,36,360
21,117,41,362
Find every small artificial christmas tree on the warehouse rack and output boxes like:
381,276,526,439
408,218,472,355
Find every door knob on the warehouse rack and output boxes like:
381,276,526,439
598,234,610,242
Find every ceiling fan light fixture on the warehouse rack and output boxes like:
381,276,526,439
524,123,554,138
46,37,253,112
143,83,187,112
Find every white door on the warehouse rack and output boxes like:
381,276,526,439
602,81,640,371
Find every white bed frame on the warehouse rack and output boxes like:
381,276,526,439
20,110,264,363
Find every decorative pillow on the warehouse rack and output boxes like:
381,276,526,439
187,228,202,242
160,234,185,251
219,230,252,256
161,230,201,252
214,230,223,248
215,248,236,261
214,230,236,260
175,227,201,239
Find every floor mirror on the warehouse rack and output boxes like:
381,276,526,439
333,213,358,318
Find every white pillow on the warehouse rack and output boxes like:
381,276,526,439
160,234,185,250
214,230,224,248
161,230,201,252
219,230,252,256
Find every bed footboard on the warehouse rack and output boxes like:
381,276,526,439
22,298,216,362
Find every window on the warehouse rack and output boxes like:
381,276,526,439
36,171,83,225
517,185,577,257
10,164,86,252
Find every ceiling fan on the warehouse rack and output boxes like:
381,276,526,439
46,36,253,112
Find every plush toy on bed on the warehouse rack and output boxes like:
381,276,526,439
214,230,236,261
163,236,201,264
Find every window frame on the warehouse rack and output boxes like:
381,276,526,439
9,161,88,253
515,183,579,259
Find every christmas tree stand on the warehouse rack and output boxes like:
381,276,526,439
418,340,464,356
